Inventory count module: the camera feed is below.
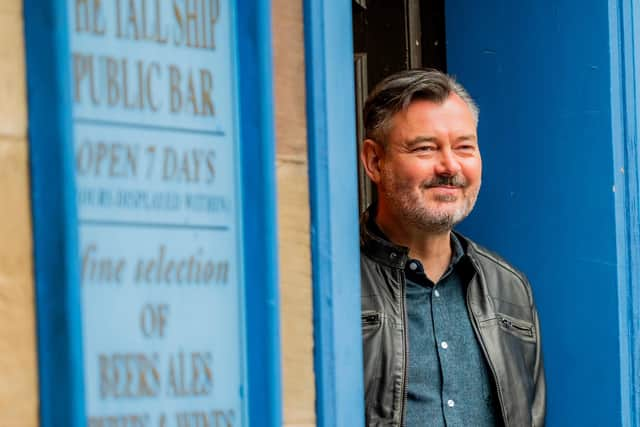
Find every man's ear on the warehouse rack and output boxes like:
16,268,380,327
360,138,385,184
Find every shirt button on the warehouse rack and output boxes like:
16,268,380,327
441,341,448,349
447,399,455,408
434,289,440,297
409,262,418,271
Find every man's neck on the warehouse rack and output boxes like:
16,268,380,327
375,209,452,283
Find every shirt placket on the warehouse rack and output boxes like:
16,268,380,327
432,280,462,427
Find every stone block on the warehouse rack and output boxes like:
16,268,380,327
0,139,38,426
0,11,27,139
277,159,315,426
274,0,308,159
0,0,21,15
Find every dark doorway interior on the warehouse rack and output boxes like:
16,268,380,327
352,0,447,212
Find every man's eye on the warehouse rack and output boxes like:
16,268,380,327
414,145,436,152
456,144,476,151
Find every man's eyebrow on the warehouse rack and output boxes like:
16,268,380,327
456,134,478,142
405,135,478,145
405,136,437,146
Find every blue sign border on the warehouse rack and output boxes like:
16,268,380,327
236,1,283,426
24,1,85,425
23,1,281,425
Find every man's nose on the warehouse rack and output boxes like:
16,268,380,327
436,148,462,175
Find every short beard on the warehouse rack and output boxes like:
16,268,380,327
380,171,480,233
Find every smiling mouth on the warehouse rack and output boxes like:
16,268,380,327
424,185,463,192
430,185,460,189
425,186,462,201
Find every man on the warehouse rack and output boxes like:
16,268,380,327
359,69,545,427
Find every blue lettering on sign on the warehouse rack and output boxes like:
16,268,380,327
69,0,247,425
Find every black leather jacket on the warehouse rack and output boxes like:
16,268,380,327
360,212,546,427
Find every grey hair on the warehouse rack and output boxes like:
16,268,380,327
363,69,479,145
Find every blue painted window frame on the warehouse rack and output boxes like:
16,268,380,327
23,1,281,425
303,1,365,426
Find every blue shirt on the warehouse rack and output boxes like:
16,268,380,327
404,234,498,427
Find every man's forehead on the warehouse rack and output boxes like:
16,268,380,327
389,97,477,135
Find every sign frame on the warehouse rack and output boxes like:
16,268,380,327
24,1,281,425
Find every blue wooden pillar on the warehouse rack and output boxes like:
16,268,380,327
446,0,640,425
303,1,365,426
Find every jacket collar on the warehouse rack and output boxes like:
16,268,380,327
360,206,477,270
360,207,410,269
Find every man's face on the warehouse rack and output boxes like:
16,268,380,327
376,94,482,232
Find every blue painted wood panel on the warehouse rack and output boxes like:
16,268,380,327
446,1,624,425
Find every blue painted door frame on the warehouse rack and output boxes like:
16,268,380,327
610,0,640,425
303,1,365,426
23,1,281,426
446,0,640,425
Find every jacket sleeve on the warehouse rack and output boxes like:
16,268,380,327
531,301,546,427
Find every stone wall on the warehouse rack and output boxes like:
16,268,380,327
0,1,39,425
273,1,316,426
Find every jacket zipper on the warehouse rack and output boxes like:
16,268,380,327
400,270,408,427
466,270,509,426
497,315,534,337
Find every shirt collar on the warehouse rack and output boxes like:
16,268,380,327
449,232,465,266
367,213,467,268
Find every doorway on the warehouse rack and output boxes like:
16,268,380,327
352,0,446,212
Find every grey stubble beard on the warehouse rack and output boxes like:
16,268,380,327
380,169,480,234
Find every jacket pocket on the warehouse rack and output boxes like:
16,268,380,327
362,311,394,421
495,313,535,342
362,311,381,328
479,314,537,426
362,311,382,382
